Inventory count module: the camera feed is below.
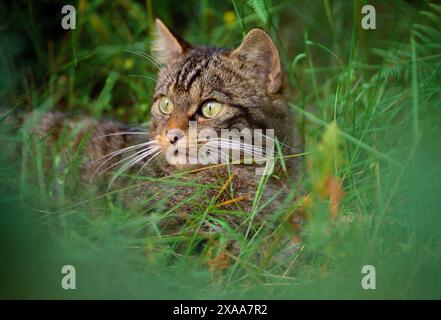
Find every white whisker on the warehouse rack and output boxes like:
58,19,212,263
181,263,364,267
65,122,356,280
114,146,159,174
90,142,158,182
135,150,162,176
95,140,156,163
254,131,300,152
96,131,150,139
209,139,267,156
99,145,158,176
125,49,161,70
108,146,160,188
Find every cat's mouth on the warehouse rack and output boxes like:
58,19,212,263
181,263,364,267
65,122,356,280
155,134,208,166
97,129,273,189
155,133,271,169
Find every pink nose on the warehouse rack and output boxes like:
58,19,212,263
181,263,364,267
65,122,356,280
166,129,184,144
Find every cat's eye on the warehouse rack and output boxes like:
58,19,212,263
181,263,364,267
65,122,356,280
201,101,223,118
156,97,174,115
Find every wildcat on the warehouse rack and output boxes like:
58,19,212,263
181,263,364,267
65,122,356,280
24,19,302,239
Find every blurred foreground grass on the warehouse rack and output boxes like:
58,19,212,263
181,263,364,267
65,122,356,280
0,0,441,299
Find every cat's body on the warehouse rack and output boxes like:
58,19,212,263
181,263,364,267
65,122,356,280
25,19,302,237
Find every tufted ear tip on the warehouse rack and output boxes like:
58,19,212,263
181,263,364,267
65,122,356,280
154,19,174,37
154,18,165,28
152,18,189,65
232,29,283,94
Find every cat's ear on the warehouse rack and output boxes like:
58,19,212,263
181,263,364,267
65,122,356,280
232,29,282,94
152,19,189,65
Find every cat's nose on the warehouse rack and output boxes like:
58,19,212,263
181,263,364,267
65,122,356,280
166,129,184,144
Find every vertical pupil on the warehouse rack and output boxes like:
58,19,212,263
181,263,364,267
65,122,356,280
162,99,169,112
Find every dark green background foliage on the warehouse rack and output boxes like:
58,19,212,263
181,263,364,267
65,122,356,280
0,0,440,299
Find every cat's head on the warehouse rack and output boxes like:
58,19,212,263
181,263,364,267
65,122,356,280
148,19,294,166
